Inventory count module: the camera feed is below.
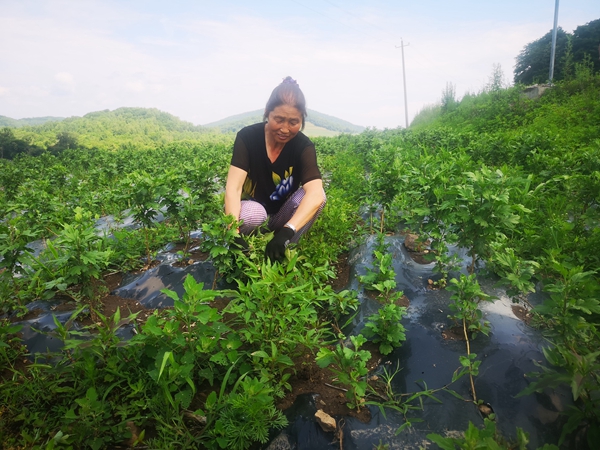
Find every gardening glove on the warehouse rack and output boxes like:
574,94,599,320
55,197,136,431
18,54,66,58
265,227,295,262
232,236,249,252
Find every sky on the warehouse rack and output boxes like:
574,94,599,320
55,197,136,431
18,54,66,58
1,0,598,130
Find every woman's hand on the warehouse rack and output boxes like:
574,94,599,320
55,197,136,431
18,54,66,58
265,227,295,262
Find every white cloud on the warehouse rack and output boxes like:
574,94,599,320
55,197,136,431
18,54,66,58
126,81,145,93
54,72,74,84
0,86,8,96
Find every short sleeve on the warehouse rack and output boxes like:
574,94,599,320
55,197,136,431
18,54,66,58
299,144,321,185
230,133,250,171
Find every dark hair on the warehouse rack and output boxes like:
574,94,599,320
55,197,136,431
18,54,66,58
263,76,307,129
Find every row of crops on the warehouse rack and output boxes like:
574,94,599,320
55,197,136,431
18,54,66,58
1,73,600,448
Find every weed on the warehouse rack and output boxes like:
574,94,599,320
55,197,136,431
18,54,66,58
427,418,543,450
316,334,372,409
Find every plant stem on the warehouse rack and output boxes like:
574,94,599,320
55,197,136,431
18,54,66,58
463,317,477,402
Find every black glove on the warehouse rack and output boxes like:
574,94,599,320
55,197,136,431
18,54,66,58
265,227,295,262
232,236,249,252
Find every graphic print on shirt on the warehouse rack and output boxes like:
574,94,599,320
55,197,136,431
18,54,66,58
242,175,256,200
270,167,294,201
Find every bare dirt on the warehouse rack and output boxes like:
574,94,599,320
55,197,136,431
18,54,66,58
169,238,210,267
276,340,382,423
329,252,350,292
442,325,467,341
407,250,434,265
511,305,533,325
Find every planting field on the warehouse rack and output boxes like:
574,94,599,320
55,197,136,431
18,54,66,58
1,68,600,449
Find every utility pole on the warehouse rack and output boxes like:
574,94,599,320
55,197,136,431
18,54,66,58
396,39,409,128
549,0,560,83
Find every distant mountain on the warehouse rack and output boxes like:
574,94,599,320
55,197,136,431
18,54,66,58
4,108,213,152
2,107,365,155
204,109,365,135
0,115,65,127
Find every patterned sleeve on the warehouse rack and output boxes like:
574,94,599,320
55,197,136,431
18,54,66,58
299,144,322,185
230,132,249,171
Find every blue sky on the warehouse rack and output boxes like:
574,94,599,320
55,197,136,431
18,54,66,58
1,0,598,129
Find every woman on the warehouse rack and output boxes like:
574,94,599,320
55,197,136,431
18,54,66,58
224,76,326,262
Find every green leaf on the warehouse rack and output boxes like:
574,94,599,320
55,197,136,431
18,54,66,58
158,351,173,381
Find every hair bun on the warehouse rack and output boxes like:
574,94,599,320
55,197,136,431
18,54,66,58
282,76,298,86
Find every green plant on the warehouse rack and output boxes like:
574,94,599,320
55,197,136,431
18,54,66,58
367,144,403,232
229,253,316,343
517,344,600,448
3,307,147,449
316,334,372,409
124,170,163,265
200,214,247,286
428,241,462,289
426,418,543,450
0,320,26,371
137,274,240,388
363,302,407,355
226,252,325,375
447,274,493,403
251,341,295,395
64,387,123,450
198,367,288,450
105,227,148,271
365,362,442,434
453,167,531,273
491,245,540,303
29,207,112,304
513,258,600,447
0,217,36,316
535,260,599,346
159,167,212,257
359,250,396,294
447,274,494,340
359,232,399,300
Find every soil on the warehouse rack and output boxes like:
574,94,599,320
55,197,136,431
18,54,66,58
169,238,210,267
276,340,383,423
399,229,434,265
363,289,410,308
441,325,467,341
511,305,533,325
407,250,434,265
329,252,351,292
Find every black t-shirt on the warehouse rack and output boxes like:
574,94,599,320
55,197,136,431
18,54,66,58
230,122,322,214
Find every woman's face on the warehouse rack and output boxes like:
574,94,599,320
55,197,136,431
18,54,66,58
265,104,302,144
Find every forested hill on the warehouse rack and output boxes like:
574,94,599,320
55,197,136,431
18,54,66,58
0,115,65,128
1,107,220,155
1,106,364,158
204,109,365,134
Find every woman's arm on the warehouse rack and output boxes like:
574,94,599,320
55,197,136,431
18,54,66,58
286,178,325,230
224,165,248,220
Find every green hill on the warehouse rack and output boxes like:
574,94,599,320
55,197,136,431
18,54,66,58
0,115,65,128
204,109,365,136
2,107,364,153
5,107,221,152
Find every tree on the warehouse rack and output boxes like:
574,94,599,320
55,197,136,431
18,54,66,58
514,28,570,85
486,63,507,93
0,128,38,159
441,82,457,112
48,131,78,155
572,19,600,73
